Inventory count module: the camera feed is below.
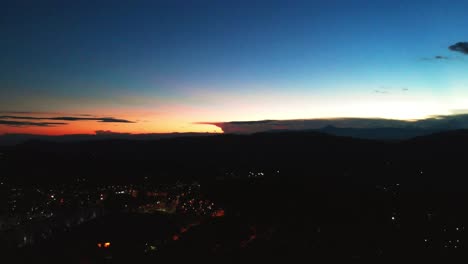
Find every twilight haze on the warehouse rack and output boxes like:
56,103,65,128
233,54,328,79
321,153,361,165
2,0,468,135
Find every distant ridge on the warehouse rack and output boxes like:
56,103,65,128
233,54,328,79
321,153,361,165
0,132,215,146
204,114,468,138
317,126,442,140
4,128,468,188
1,126,467,146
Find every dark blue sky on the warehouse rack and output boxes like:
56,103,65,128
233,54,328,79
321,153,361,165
1,0,468,134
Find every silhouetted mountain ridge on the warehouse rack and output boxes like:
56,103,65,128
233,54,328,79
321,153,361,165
1,130,467,189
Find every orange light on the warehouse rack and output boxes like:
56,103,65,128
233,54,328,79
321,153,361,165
104,242,111,248
212,209,225,217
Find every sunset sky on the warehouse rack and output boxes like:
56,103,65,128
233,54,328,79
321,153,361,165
1,0,468,135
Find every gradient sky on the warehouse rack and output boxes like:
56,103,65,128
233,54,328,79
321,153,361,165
1,0,468,135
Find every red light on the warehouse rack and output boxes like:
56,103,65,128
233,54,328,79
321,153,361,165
212,209,225,217
172,235,179,241
97,243,102,248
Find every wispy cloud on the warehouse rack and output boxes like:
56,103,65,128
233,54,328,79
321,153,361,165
0,111,64,115
0,115,135,123
0,120,67,127
374,90,389,94
0,113,135,128
421,55,451,61
449,42,468,55
374,86,409,94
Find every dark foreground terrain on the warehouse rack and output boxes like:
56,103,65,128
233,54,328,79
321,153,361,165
2,130,468,262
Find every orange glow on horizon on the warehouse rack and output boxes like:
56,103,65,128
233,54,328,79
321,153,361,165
2,90,465,136
0,121,223,136
0,107,225,135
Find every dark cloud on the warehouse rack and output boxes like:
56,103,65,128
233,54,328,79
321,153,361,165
0,115,135,123
202,115,468,134
421,56,450,61
0,116,51,120
195,121,273,128
0,120,67,127
202,118,409,134
0,114,135,128
49,116,134,123
0,111,63,115
96,118,134,123
231,120,274,125
449,42,468,55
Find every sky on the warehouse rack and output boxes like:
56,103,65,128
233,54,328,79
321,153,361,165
1,0,468,135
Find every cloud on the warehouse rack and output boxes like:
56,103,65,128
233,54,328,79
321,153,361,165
201,118,409,134
0,113,135,128
230,120,274,125
0,120,67,127
97,118,134,123
449,42,468,55
201,114,468,134
0,111,58,115
50,117,134,123
375,86,409,93
0,115,135,123
374,90,389,94
421,55,450,61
